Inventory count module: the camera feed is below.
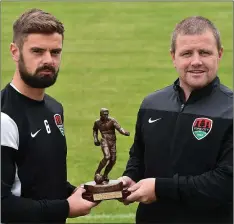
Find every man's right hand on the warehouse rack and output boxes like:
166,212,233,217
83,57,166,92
94,141,100,146
67,187,98,217
117,176,136,205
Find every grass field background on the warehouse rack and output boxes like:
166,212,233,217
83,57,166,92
1,2,233,223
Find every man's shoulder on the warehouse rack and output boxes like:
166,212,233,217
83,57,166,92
140,84,174,109
1,83,22,121
1,106,25,136
213,83,233,110
1,112,17,129
1,83,13,103
1,82,11,91
215,83,233,119
44,94,63,110
218,84,233,99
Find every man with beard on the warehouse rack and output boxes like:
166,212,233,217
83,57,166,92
1,8,97,223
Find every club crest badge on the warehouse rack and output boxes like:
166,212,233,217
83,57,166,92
54,114,65,136
192,117,213,140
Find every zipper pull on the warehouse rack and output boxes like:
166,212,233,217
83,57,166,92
180,104,185,112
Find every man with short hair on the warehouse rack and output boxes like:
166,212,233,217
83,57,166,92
120,16,233,223
1,8,97,223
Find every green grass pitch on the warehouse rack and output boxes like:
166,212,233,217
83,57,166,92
1,2,232,223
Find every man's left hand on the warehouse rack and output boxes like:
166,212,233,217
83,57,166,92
125,178,156,204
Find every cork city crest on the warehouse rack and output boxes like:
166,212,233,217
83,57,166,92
192,117,213,140
54,114,65,136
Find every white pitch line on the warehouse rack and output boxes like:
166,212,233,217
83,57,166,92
80,213,135,219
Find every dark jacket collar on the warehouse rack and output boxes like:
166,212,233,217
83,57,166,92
173,76,220,104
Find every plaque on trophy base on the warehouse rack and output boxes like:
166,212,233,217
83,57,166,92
82,179,130,202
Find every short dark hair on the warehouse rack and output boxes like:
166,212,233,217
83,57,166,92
171,16,222,53
13,8,64,49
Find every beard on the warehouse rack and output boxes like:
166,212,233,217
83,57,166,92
18,54,59,88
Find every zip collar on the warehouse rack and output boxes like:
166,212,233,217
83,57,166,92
173,76,220,104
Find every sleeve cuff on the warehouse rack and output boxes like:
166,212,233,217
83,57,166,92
44,199,70,221
156,176,179,201
67,182,77,196
122,170,140,183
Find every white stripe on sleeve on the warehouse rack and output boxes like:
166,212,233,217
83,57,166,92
1,112,19,150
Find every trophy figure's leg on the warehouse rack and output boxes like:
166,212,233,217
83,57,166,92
95,141,110,180
103,142,116,182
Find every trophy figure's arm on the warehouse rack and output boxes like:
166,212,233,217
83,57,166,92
93,121,100,146
113,119,130,136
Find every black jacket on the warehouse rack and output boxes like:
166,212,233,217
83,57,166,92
123,77,233,223
1,83,75,223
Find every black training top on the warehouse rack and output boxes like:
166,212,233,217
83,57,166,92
1,83,75,223
124,77,233,223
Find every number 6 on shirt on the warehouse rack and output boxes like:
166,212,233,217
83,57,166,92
44,120,51,134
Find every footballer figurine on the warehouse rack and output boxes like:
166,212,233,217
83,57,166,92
93,108,130,184
82,108,131,202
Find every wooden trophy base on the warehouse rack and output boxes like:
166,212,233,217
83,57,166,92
82,179,130,202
